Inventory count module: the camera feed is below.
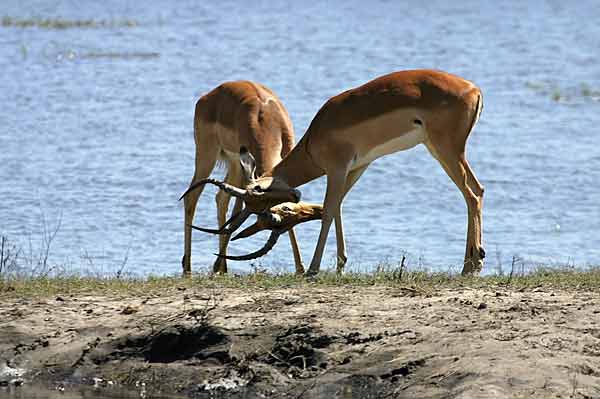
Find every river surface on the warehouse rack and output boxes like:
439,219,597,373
1,1,599,276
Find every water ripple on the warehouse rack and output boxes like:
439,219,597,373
1,0,599,274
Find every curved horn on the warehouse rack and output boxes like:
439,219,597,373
221,209,244,229
215,230,282,261
189,224,229,235
188,208,252,235
230,211,282,241
179,178,247,201
189,209,242,234
230,223,262,241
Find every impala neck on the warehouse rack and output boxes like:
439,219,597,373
265,136,324,188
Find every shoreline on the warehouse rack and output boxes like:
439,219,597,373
1,270,600,398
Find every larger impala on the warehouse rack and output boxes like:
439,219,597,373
180,81,306,276
185,70,485,276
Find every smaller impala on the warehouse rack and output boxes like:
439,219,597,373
184,70,485,276
180,81,305,276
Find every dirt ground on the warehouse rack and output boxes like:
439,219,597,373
1,284,600,398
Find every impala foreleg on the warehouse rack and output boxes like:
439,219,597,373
287,228,305,275
306,170,348,276
334,164,369,274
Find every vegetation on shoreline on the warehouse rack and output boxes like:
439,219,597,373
2,231,599,298
1,16,138,29
2,266,600,298
526,80,600,102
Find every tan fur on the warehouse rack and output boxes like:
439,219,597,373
182,81,305,276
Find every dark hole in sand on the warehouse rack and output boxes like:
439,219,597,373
112,324,230,364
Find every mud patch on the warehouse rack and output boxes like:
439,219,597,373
266,325,336,373
332,374,386,399
381,358,426,382
97,324,230,364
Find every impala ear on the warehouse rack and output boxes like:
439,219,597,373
240,146,257,181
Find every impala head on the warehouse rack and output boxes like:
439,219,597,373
233,201,323,241
216,201,322,261
238,147,301,211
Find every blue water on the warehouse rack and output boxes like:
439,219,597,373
1,1,599,275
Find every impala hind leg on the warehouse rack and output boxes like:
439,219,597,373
213,163,243,274
426,141,484,275
183,148,218,277
462,159,485,267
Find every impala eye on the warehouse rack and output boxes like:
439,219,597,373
282,205,291,212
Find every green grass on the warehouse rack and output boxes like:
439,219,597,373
2,266,600,298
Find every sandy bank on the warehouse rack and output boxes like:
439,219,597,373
1,277,600,398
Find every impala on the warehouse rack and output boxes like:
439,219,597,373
184,70,485,276
180,81,306,276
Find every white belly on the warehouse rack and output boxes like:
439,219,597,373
354,128,425,168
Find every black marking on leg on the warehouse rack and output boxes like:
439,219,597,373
413,119,423,126
479,247,486,259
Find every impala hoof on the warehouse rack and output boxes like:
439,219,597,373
294,263,306,275
304,268,319,278
212,257,228,274
336,254,348,274
181,255,192,277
